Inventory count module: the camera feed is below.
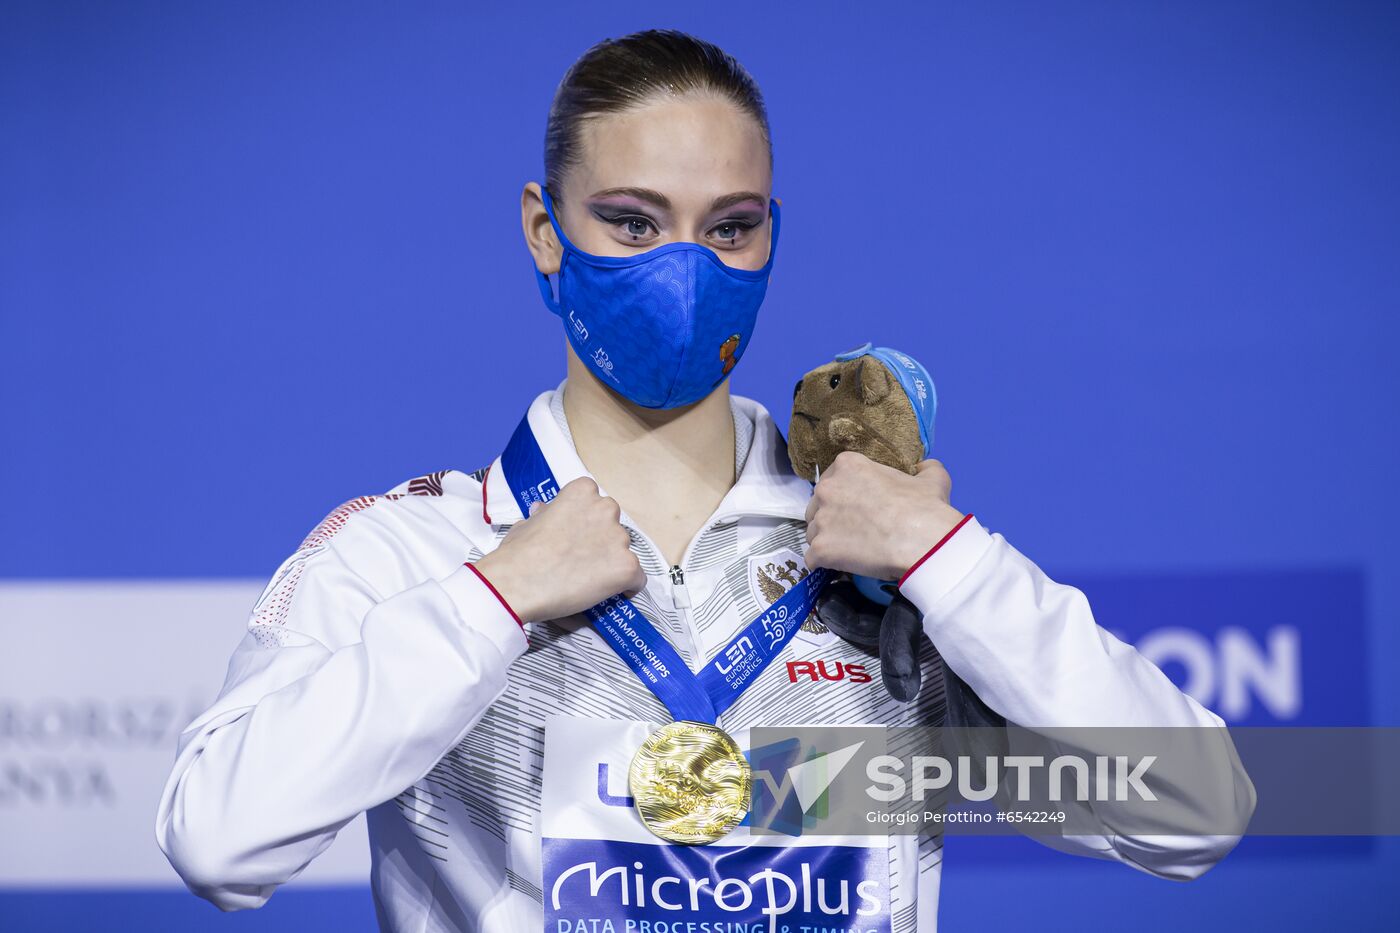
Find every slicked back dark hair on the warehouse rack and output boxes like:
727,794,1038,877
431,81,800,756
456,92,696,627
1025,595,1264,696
544,29,772,199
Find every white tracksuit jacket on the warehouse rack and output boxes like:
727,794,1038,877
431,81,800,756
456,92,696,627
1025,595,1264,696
155,385,1255,932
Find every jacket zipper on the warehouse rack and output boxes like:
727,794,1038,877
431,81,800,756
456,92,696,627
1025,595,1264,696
669,564,692,610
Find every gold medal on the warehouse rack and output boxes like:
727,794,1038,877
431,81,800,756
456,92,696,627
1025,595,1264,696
628,720,750,845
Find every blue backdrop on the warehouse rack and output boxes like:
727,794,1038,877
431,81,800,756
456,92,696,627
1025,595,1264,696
2,1,1397,930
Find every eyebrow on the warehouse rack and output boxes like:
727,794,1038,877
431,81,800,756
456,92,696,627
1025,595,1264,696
586,187,767,213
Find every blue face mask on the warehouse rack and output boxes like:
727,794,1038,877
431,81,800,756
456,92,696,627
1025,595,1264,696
535,188,781,409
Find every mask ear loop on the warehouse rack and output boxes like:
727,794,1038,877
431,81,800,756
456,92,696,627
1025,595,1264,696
763,198,782,271
534,188,566,316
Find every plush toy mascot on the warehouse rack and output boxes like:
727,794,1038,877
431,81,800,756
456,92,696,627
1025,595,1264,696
789,343,939,703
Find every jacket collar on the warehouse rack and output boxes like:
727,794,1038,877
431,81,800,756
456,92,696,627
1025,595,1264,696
482,388,812,528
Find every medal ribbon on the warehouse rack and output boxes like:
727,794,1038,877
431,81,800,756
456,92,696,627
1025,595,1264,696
499,414,829,724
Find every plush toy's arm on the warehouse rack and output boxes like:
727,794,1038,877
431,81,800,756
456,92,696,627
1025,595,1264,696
898,517,1256,880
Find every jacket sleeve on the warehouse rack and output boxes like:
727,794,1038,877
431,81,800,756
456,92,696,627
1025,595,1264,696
899,516,1256,880
154,504,526,911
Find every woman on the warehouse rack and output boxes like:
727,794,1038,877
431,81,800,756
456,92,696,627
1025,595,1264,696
156,29,1253,931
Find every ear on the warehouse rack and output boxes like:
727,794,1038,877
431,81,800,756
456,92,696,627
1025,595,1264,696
854,356,895,406
521,182,562,276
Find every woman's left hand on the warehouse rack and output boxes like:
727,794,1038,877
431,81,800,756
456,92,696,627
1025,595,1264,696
803,450,965,581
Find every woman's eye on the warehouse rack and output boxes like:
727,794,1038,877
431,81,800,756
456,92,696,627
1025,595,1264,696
598,213,657,242
708,220,755,247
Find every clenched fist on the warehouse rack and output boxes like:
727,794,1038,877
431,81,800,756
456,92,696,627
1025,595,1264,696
804,451,965,581
472,477,645,623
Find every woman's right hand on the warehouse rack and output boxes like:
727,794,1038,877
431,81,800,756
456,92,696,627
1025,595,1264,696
470,477,646,624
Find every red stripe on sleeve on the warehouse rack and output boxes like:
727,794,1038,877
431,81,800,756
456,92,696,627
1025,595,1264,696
465,562,523,629
898,513,974,588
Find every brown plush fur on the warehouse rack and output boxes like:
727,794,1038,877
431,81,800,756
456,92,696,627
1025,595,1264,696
788,355,924,481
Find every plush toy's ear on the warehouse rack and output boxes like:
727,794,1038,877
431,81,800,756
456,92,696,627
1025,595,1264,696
854,355,895,407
